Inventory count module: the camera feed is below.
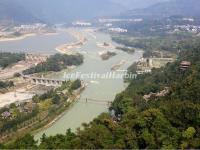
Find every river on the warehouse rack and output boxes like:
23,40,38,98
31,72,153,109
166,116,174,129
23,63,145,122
0,28,143,140
0,32,74,54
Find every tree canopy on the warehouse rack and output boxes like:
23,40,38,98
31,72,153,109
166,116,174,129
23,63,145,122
3,40,200,149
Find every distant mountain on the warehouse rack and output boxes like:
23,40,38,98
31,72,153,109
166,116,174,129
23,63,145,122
0,0,39,25
126,0,200,18
0,0,126,25
16,0,126,24
3,0,195,25
111,0,169,9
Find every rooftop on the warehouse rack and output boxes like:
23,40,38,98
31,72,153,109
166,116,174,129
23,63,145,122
180,61,191,66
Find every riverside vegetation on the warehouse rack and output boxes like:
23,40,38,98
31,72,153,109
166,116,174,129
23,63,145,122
1,39,200,149
0,50,84,144
23,53,83,75
0,79,82,144
111,16,200,59
0,52,25,68
0,81,14,90
1,14,200,149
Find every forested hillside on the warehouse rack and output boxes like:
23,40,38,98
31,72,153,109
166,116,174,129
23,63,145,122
3,41,200,149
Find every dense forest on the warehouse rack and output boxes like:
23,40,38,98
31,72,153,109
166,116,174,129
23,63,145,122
2,40,200,149
0,52,25,68
23,54,83,75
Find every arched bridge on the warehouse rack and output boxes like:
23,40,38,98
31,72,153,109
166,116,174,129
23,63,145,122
22,75,65,87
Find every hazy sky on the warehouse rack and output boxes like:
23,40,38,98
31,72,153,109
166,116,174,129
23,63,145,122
111,0,170,9
0,0,172,24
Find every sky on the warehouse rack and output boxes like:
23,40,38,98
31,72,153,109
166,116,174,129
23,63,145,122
111,0,170,9
0,0,172,24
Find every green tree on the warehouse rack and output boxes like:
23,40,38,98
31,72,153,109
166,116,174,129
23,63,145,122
70,79,81,90
52,94,61,105
8,134,37,149
183,127,196,139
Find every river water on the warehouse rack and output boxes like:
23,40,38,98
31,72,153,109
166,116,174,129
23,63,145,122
0,32,74,54
0,28,143,140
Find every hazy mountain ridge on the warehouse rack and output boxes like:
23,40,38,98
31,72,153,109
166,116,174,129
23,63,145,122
0,0,171,25
127,0,200,18
0,0,39,25
111,0,169,9
2,0,199,25
0,0,126,24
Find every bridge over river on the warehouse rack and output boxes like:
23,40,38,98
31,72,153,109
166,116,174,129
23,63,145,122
78,97,112,106
22,75,65,87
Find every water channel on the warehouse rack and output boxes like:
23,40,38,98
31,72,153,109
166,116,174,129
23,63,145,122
0,28,143,139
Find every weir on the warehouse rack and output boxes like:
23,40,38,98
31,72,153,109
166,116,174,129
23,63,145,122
22,75,65,87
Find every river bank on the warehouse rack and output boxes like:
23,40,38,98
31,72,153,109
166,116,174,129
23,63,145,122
0,32,61,42
0,30,83,54
0,80,86,144
0,27,143,142
0,30,86,143
34,28,143,140
55,28,87,54
0,33,37,42
31,82,86,136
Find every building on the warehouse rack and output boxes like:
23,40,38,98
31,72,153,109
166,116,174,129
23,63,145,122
14,23,47,33
135,58,152,74
1,111,11,119
180,61,191,70
182,18,194,22
143,88,169,101
72,21,92,26
108,28,128,33
105,23,112,27
99,18,143,23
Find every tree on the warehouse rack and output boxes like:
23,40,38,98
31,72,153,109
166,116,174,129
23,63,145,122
23,54,83,75
8,134,37,149
137,109,180,149
70,79,81,90
181,127,197,149
182,127,196,139
52,94,61,105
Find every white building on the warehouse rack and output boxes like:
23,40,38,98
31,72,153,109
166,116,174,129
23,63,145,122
72,21,92,26
108,28,128,33
105,23,112,27
14,23,47,32
182,18,194,22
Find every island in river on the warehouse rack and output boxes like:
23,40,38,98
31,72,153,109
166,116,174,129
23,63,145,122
34,28,143,140
0,27,143,143
0,28,86,143
99,51,117,61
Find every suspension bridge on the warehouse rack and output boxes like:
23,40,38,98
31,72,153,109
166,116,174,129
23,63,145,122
77,97,113,106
